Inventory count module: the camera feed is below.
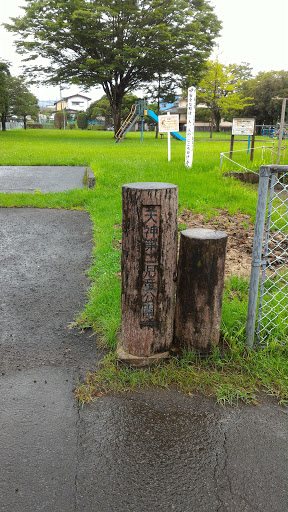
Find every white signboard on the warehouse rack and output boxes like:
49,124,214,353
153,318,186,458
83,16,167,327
185,86,196,168
158,114,179,133
232,118,255,136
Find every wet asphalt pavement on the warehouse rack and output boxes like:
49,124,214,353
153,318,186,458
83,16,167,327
0,207,287,512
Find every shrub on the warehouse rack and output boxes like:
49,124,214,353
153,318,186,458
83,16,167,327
27,123,43,129
77,112,88,130
69,123,76,129
87,124,104,131
54,111,67,129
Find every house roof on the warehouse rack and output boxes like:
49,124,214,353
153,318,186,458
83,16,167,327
168,107,187,114
63,94,92,101
54,94,91,105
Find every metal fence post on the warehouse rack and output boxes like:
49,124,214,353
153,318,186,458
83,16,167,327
256,173,275,340
246,166,270,347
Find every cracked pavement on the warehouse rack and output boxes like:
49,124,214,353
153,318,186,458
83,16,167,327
0,208,287,511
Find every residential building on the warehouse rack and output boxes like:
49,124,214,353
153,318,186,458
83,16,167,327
54,94,91,115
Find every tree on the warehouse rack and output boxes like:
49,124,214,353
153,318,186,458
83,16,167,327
54,111,67,129
9,77,39,129
86,96,112,129
77,112,88,130
0,62,10,131
5,0,221,134
239,71,288,125
196,60,253,136
229,62,253,84
87,93,139,129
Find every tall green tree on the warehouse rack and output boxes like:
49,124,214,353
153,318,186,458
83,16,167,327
86,96,112,128
9,77,39,129
87,93,139,129
5,0,221,133
0,62,10,131
239,71,288,125
196,60,253,136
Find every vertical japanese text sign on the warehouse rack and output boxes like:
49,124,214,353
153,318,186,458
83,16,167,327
141,205,160,325
185,87,196,168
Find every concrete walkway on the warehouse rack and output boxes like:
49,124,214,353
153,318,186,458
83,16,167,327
0,208,287,512
0,166,94,193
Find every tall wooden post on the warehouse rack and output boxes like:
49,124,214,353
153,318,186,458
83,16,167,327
118,182,178,365
229,134,234,159
175,228,228,353
250,118,256,162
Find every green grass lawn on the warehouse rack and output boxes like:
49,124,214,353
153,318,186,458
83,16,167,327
1,129,287,405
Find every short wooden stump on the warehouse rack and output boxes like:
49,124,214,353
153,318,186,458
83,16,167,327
174,228,228,352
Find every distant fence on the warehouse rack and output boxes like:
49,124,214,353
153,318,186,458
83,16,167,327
0,122,24,130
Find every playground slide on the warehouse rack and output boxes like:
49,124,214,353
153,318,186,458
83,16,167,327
146,109,186,141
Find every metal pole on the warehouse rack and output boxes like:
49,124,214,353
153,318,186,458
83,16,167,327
246,166,270,347
273,97,287,164
256,173,275,342
247,135,251,155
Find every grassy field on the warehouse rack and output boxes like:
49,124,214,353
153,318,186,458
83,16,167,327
1,129,287,405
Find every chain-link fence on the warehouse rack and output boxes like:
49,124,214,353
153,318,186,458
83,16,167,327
246,165,288,347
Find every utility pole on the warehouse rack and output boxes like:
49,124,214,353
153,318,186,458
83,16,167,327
60,85,66,130
272,97,287,164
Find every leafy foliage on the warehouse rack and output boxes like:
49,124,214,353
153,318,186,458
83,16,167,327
9,76,39,129
5,0,221,132
77,112,88,130
54,111,67,129
0,62,11,131
196,60,253,135
240,71,288,125
86,93,139,129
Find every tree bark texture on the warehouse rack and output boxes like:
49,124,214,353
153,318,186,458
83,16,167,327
175,228,228,352
121,183,178,357
1,114,6,131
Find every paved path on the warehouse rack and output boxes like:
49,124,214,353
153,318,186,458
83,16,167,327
0,208,287,512
0,166,91,193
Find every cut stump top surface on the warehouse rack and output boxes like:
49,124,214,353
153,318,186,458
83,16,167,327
122,182,177,190
181,228,228,240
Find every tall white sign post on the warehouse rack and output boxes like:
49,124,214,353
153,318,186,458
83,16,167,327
167,112,171,162
158,113,179,162
185,86,196,168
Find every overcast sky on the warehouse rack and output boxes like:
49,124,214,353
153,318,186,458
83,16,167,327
0,0,287,101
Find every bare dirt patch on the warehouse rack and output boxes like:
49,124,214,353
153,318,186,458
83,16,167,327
178,209,254,277
114,210,255,277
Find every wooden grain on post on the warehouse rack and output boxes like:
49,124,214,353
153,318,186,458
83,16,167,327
120,182,178,358
175,228,228,352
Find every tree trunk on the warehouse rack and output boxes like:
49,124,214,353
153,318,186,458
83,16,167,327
155,124,159,139
120,182,178,358
112,89,125,135
1,113,6,131
24,115,27,130
102,82,125,136
215,112,221,132
113,107,122,135
175,228,228,352
155,93,160,139
209,117,213,138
